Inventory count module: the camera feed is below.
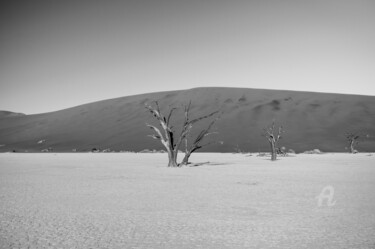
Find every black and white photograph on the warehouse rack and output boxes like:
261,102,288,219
1,0,375,248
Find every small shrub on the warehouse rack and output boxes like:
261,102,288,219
287,149,296,154
303,149,323,154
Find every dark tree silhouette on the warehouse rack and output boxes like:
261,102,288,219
263,121,284,161
345,132,362,153
181,116,219,165
145,101,218,167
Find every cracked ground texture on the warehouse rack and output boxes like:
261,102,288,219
0,153,374,248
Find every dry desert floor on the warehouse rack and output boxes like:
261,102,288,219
0,153,374,249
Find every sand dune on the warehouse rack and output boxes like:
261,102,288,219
1,87,375,152
0,111,25,118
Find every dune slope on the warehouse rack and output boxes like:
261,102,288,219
1,87,375,152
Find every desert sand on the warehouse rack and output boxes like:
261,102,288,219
1,87,375,153
0,153,374,248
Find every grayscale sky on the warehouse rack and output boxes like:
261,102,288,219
1,0,375,114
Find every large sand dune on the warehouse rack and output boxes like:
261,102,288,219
1,87,375,152
0,153,374,248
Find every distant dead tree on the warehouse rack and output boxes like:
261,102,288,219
181,115,219,165
345,131,363,153
145,101,218,167
234,143,243,153
263,121,284,161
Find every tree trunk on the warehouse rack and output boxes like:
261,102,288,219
166,149,179,167
270,141,277,161
350,140,355,154
167,153,178,167
181,151,191,165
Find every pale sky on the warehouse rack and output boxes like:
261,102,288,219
1,0,374,114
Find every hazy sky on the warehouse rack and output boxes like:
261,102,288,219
1,0,375,114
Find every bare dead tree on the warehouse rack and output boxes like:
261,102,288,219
345,132,362,153
145,102,178,167
181,117,219,165
234,144,242,153
145,101,218,167
263,121,284,161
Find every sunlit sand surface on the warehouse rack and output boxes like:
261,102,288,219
0,153,374,248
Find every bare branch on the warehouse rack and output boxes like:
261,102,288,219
146,124,165,141
189,111,219,125
145,104,163,122
148,134,161,140
276,126,283,141
199,140,218,149
167,107,177,125
185,101,192,119
154,101,161,114
182,114,219,164
146,124,169,151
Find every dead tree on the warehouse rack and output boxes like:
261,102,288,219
145,102,177,167
263,121,284,161
145,101,218,167
345,132,361,153
181,117,219,165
